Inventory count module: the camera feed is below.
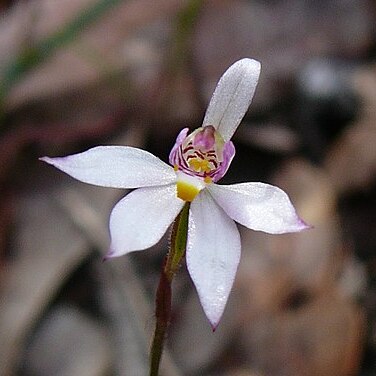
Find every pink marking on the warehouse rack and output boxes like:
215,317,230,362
193,126,216,151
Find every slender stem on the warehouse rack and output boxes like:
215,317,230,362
149,262,172,376
165,202,190,280
149,202,190,376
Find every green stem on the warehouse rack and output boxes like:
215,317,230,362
149,202,190,376
165,202,190,280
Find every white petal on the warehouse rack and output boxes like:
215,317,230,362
108,184,184,256
208,183,309,234
187,190,241,329
203,58,261,141
41,146,176,189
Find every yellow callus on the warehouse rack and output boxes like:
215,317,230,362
177,180,200,202
175,170,207,202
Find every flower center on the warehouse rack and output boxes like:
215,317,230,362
169,126,236,201
173,126,224,179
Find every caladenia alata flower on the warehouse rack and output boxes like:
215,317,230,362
41,58,309,329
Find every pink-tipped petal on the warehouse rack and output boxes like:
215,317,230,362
109,184,184,257
212,140,235,182
169,127,189,165
208,183,310,234
203,58,261,142
187,190,241,329
41,146,176,189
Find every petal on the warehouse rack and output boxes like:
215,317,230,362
208,183,310,234
211,140,235,182
41,146,176,189
202,58,261,142
108,184,184,257
169,127,189,165
187,190,241,329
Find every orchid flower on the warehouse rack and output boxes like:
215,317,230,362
41,58,308,328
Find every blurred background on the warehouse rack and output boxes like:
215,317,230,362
0,0,375,375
